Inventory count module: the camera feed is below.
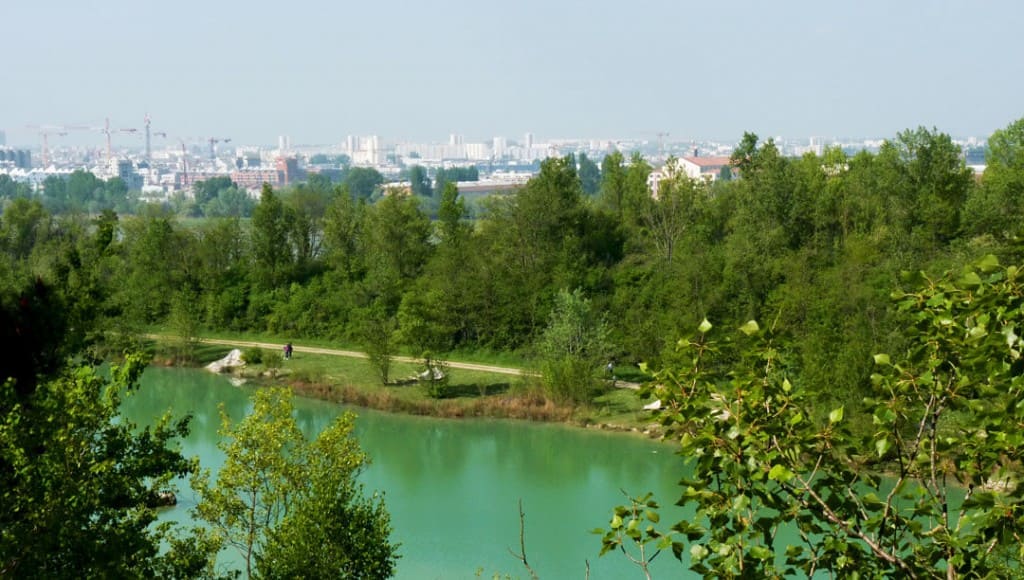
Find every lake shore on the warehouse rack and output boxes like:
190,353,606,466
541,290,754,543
150,335,666,441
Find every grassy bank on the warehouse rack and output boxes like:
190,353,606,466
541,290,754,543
149,336,662,436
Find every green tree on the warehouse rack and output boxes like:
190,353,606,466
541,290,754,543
598,151,626,216
578,152,601,196
284,182,333,272
0,197,52,261
965,117,1024,238
257,412,399,578
345,167,384,201
365,193,433,284
251,183,293,289
408,165,432,198
603,255,1024,577
193,177,236,211
877,127,974,246
204,186,257,218
356,300,399,385
168,287,203,364
434,166,479,197
0,175,31,200
536,288,612,404
65,170,104,212
192,387,396,579
119,213,188,323
39,174,68,212
396,183,479,352
639,160,709,262
322,189,367,283
0,279,203,577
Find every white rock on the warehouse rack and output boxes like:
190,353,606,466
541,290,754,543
206,349,245,374
643,399,662,411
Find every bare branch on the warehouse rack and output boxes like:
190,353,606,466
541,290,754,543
507,499,539,580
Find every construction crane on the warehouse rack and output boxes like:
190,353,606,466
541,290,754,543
207,137,231,162
97,117,139,162
24,123,91,167
24,125,66,167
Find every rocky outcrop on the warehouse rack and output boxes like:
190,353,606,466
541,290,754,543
205,349,245,374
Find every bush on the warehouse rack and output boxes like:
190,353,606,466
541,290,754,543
263,350,283,369
241,347,263,365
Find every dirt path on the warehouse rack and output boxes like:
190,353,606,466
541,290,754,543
152,335,640,390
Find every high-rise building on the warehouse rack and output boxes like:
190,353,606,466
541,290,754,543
0,130,6,146
492,137,507,159
524,132,534,150
0,148,31,169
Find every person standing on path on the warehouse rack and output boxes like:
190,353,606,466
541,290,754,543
284,342,293,360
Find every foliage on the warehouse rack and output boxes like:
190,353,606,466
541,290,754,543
407,164,432,198
241,347,263,365
577,152,601,196
357,302,399,385
434,166,479,196
602,255,1024,578
536,288,612,404
345,167,385,200
192,387,397,579
0,348,200,577
965,117,1024,238
35,169,138,214
169,287,203,364
251,184,293,290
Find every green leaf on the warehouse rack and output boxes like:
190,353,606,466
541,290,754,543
698,318,713,333
958,271,983,287
875,437,891,458
768,464,794,482
872,353,890,366
610,514,622,529
690,544,709,562
976,254,1000,273
829,406,844,424
739,320,760,336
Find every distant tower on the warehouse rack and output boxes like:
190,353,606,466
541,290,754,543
369,135,380,164
492,136,507,159
524,132,534,150
144,114,152,165
0,129,6,146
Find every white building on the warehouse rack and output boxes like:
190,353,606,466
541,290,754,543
647,155,734,197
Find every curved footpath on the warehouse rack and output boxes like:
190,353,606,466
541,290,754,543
151,335,640,390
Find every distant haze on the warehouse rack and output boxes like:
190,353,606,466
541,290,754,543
4,0,1022,147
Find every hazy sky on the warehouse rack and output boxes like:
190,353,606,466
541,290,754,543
4,0,1022,148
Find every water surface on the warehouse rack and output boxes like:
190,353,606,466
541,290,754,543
122,367,692,579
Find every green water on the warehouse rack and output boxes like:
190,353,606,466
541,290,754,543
121,367,693,579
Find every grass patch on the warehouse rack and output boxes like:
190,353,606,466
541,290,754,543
145,334,658,433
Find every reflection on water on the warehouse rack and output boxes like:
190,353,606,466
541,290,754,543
121,366,694,579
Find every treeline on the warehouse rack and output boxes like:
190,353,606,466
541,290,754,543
4,120,1024,408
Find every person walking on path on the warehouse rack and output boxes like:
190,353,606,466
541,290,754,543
284,342,293,360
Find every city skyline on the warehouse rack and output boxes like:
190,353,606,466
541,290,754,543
4,0,1023,148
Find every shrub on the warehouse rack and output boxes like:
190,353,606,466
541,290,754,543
241,347,263,365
